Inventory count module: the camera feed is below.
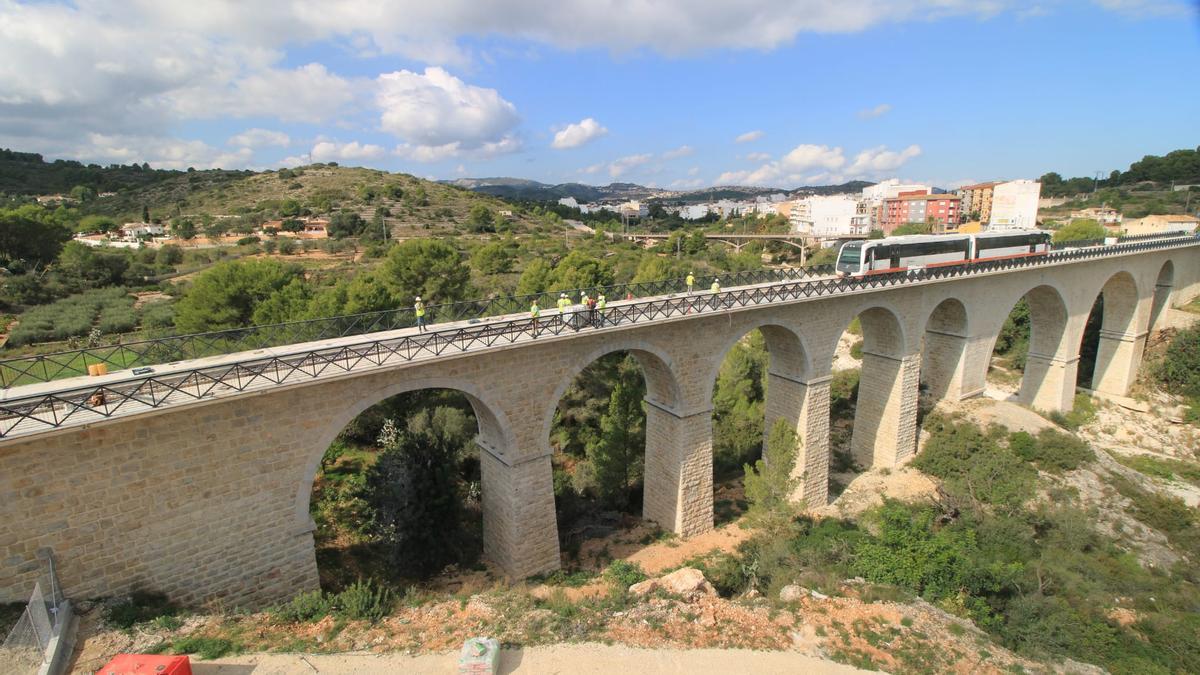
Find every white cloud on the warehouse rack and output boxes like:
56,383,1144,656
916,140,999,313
744,152,772,162
735,130,764,143
845,144,922,174
662,145,694,159
551,117,608,149
687,166,700,176
578,162,605,175
377,67,520,161
717,142,921,186
310,140,386,162
75,133,253,170
857,103,892,119
608,153,652,178
669,177,706,189
228,128,291,148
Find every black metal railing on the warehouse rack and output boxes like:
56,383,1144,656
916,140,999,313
0,232,1195,440
0,264,834,387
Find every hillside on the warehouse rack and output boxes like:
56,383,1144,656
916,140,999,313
0,148,184,195
85,165,542,235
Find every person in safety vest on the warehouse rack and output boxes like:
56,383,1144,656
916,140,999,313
557,292,569,315
596,294,607,326
414,297,426,332
686,272,695,293
710,279,721,309
530,300,541,337
586,293,598,327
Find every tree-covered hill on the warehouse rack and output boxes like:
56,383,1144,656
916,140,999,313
0,148,186,195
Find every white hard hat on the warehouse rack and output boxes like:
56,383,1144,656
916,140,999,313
415,296,421,301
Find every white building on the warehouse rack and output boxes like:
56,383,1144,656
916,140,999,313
557,197,579,209
790,195,869,237
989,180,1042,230
617,200,648,218
119,223,166,239
861,179,930,205
679,205,710,220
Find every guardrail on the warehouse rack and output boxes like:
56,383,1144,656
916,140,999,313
0,265,834,388
0,233,1194,440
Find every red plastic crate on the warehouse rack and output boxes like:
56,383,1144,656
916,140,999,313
96,654,192,675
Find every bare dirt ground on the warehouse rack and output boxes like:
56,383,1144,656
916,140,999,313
189,644,873,674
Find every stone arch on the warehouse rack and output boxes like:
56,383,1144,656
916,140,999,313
920,297,970,401
979,282,1073,411
1148,260,1175,334
1087,271,1147,396
700,321,812,404
293,376,516,530
540,339,683,453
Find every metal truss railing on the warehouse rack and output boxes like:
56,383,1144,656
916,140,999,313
0,264,836,388
0,232,1194,441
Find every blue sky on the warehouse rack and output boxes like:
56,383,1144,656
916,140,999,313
0,1,1196,189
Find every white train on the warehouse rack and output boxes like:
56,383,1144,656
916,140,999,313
834,231,1052,277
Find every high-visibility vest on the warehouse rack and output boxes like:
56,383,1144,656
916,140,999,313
530,304,540,317
687,274,695,287
711,281,720,293
597,297,606,310
558,297,569,312
415,302,425,317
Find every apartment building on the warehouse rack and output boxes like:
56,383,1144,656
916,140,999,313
880,192,961,234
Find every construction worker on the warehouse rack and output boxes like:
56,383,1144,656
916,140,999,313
579,293,591,330
586,293,598,327
710,279,721,309
557,292,569,316
414,296,426,332
596,294,607,327
530,300,541,337
686,272,695,293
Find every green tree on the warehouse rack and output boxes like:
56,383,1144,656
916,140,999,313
69,185,96,202
467,204,494,232
516,258,553,295
892,222,932,236
470,242,513,275
549,249,613,291
1053,218,1106,243
362,424,466,579
250,277,311,324
79,214,117,233
327,212,365,238
743,418,801,532
173,259,303,331
589,359,646,510
173,218,197,240
0,208,72,270
630,256,682,284
379,239,470,304
344,272,397,314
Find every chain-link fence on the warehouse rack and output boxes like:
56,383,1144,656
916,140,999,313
0,552,68,675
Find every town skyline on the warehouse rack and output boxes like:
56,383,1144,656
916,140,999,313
0,1,1197,189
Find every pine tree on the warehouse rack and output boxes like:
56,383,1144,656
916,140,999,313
743,418,801,532
589,359,646,510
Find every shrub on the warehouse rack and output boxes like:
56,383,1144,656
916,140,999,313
272,590,333,623
335,580,393,622
1008,429,1094,472
103,590,177,630
603,560,647,588
1155,325,1200,399
172,636,237,660
1048,394,1097,430
914,415,1035,511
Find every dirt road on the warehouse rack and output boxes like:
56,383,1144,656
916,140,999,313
187,644,873,674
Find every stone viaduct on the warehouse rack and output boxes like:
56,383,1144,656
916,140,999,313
1,242,1197,607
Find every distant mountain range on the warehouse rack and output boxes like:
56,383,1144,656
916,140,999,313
441,177,875,203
